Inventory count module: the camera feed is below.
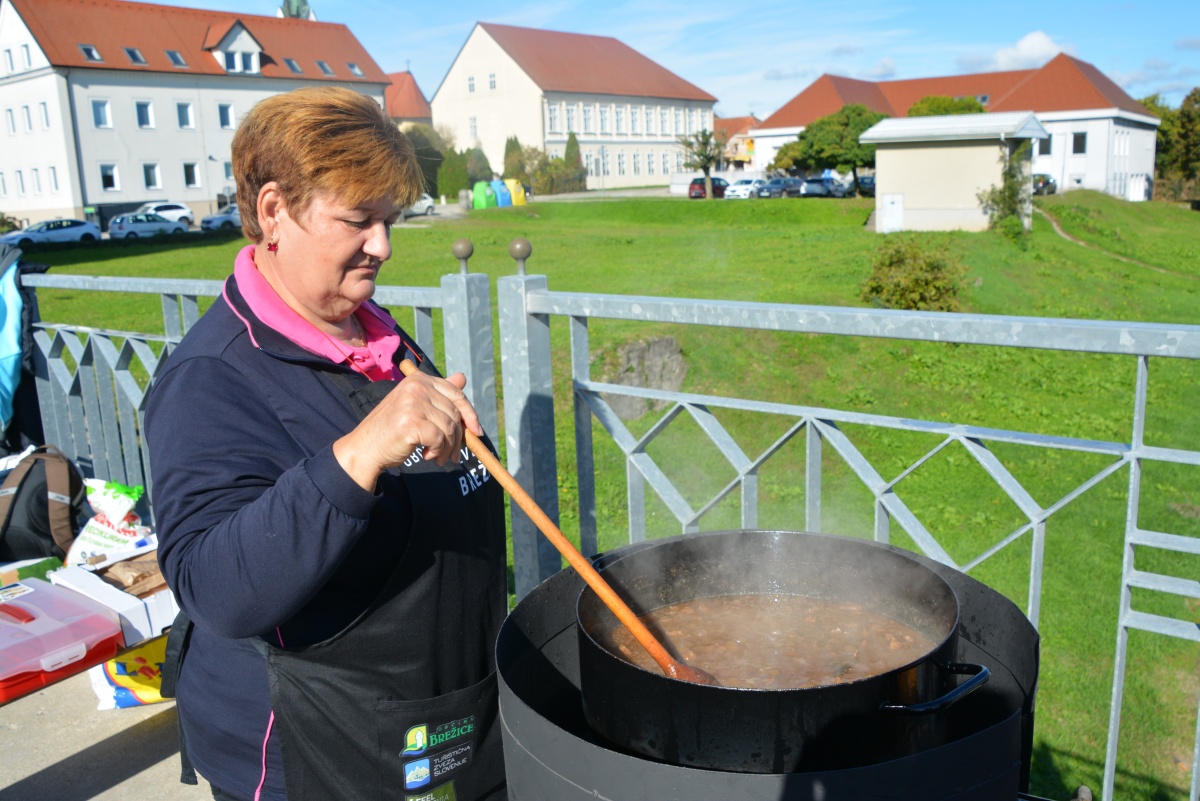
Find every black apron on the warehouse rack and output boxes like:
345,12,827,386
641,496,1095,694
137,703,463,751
261,369,508,801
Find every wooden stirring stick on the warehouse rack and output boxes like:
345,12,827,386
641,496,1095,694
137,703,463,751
397,359,719,686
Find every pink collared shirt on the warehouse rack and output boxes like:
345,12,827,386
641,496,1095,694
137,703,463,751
233,244,403,381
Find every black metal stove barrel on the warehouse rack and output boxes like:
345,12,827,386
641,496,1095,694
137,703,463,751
496,530,1040,801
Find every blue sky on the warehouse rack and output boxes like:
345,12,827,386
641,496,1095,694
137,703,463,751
146,0,1198,116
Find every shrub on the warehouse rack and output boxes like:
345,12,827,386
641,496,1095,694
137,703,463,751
0,212,18,235
860,235,967,312
436,149,471,198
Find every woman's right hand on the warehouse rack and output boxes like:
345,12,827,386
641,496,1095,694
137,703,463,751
332,370,483,491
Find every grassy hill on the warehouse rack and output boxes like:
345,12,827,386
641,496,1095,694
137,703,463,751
30,191,1200,800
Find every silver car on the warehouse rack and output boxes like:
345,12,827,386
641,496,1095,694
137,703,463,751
404,193,436,218
133,201,194,226
0,218,101,246
201,204,241,231
108,213,188,239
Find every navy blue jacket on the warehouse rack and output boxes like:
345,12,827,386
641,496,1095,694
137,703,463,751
146,277,434,800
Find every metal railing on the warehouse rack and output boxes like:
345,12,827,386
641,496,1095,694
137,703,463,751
17,238,1200,801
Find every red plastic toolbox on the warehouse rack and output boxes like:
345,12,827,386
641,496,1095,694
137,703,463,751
0,578,123,703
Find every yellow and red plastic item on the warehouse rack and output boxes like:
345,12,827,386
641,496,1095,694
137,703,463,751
0,578,123,703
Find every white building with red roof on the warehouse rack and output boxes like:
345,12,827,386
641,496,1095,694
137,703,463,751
753,54,1159,200
385,71,432,128
0,0,390,228
431,22,717,190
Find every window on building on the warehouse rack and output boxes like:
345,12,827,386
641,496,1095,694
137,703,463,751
602,150,610,176
184,162,200,188
241,52,256,73
647,150,655,175
1036,136,1051,157
686,109,695,134
78,44,102,62
30,168,40,193
21,45,31,69
224,161,234,182
316,60,334,76
2,50,11,73
662,151,670,174
0,172,6,196
547,104,559,133
223,51,237,71
92,99,110,128
468,76,475,93
615,107,624,134
166,50,187,68
488,73,496,90
218,103,234,129
15,170,24,195
1072,132,1087,154
599,106,609,134
566,105,576,133
632,151,640,175
586,151,595,177
21,105,31,132
39,102,49,128
177,102,193,129
583,105,593,133
100,163,118,191
976,95,990,106
48,165,58,192
630,107,639,135
284,58,303,74
469,116,477,141
674,108,682,135
143,163,160,189
135,101,154,129
617,151,626,176
124,47,146,65
645,108,655,134
347,63,364,77
675,151,683,172
660,108,668,134
4,109,14,134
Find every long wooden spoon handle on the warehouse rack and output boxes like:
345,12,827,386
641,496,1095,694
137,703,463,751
397,360,687,679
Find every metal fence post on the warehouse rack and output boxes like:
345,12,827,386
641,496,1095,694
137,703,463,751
440,239,498,441
498,239,561,599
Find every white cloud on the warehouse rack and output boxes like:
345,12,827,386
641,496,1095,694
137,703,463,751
1176,37,1200,51
861,57,896,80
957,31,1073,73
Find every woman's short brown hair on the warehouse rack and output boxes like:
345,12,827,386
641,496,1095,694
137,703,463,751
232,86,422,241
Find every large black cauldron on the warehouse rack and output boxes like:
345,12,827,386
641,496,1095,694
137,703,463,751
497,530,1040,801
576,530,989,773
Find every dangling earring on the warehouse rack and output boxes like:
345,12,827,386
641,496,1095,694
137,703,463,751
267,241,278,252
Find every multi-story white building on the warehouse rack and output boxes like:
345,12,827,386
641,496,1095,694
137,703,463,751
431,23,717,190
753,54,1159,200
0,0,388,228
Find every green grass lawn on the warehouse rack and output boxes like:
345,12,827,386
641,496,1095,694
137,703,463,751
27,192,1200,800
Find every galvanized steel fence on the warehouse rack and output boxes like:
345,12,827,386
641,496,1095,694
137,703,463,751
18,240,1200,801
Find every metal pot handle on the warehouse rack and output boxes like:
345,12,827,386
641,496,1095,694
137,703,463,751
880,662,990,715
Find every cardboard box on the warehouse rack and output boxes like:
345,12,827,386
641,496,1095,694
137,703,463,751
49,566,179,647
0,578,123,703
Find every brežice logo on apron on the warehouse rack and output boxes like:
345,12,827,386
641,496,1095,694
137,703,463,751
401,716,477,794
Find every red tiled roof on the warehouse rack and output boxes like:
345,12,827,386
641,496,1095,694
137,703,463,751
715,114,759,139
760,53,1153,128
385,71,432,120
478,22,715,102
8,0,387,83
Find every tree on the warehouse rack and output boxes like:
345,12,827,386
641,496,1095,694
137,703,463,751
677,128,727,199
977,141,1032,244
1179,87,1200,182
436,148,470,198
404,124,445,198
465,147,494,184
907,95,986,117
563,133,587,191
503,136,527,182
1139,93,1181,180
772,104,887,188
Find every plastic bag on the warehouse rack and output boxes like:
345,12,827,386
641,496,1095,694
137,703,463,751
88,634,169,709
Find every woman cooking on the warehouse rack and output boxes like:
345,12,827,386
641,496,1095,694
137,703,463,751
146,87,508,801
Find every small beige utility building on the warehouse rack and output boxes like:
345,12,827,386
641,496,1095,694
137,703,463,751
859,112,1048,233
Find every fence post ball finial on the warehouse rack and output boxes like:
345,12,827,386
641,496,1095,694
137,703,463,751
452,238,474,274
509,238,532,276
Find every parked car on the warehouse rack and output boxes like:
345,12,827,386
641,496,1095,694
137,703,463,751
133,201,194,226
0,218,100,246
405,193,436,217
855,175,876,197
1032,174,1057,195
724,178,766,200
799,177,847,198
757,178,802,198
200,204,241,231
108,213,188,238
688,177,729,199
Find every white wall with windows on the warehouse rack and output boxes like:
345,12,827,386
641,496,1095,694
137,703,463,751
1031,109,1158,200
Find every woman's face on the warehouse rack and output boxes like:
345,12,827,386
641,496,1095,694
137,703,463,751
265,190,400,323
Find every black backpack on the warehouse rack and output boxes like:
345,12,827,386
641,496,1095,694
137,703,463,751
0,445,86,562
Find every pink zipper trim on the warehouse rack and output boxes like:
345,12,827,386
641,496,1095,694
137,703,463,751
253,711,275,801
